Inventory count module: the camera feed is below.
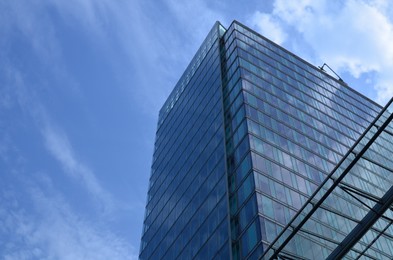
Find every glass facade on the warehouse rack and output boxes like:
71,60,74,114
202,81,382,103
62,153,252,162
140,20,393,260
139,22,230,260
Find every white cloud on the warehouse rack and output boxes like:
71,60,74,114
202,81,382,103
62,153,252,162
249,11,287,45
252,0,393,104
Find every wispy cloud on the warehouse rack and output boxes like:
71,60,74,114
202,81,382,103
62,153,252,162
0,63,134,258
0,176,137,260
42,123,117,214
123,0,227,115
0,1,78,95
1,1,139,255
1,59,115,214
1,0,130,213
251,0,393,103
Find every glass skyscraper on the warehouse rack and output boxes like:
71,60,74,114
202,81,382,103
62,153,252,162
140,20,393,259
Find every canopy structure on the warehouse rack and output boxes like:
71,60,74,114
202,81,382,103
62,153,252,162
263,98,393,260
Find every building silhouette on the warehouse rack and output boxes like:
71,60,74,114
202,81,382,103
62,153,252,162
140,21,393,259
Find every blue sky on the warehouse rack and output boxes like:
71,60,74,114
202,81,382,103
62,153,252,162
1,0,393,259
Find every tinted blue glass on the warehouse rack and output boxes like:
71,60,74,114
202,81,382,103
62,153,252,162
140,22,230,260
226,21,384,259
